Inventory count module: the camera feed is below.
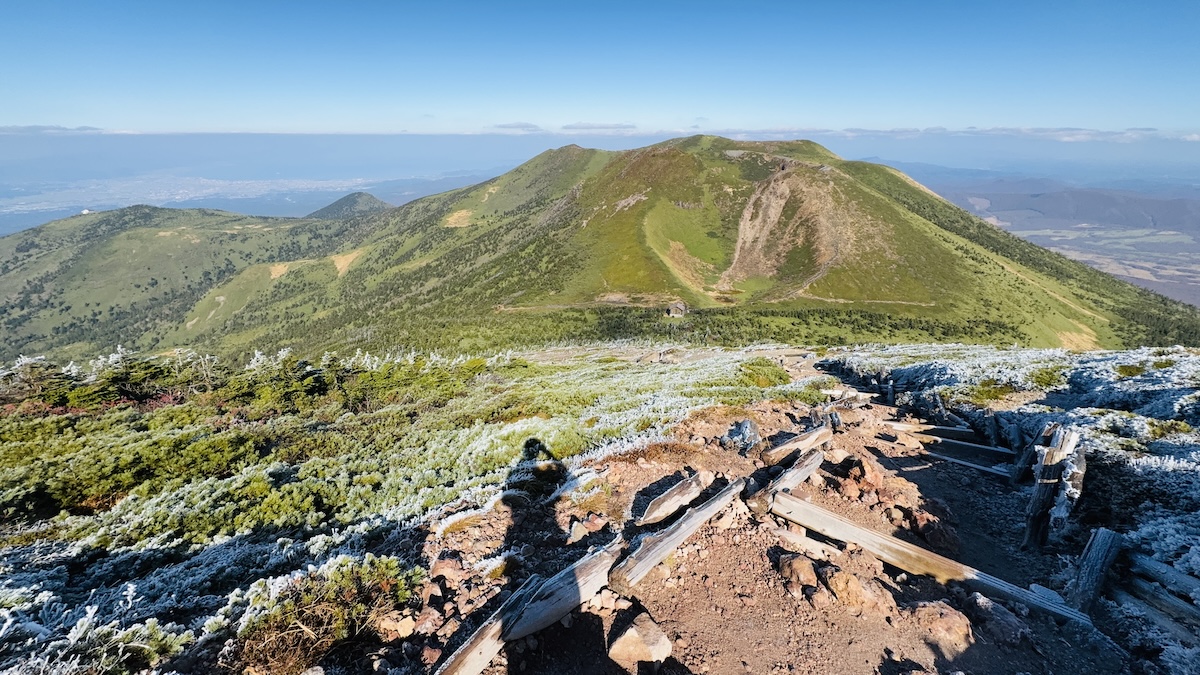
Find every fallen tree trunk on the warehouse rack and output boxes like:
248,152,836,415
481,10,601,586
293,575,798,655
1126,576,1200,628
610,478,746,593
502,537,625,640
746,449,823,514
1128,552,1200,601
636,470,715,526
761,427,832,466
1110,588,1198,646
1066,528,1123,612
434,574,544,675
770,492,1091,624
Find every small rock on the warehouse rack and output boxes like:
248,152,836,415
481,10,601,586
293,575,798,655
608,612,673,672
778,554,819,588
582,513,609,532
804,583,834,609
560,612,574,628
963,592,1028,646
421,646,443,666
430,556,467,584
909,600,974,659
376,611,417,640
300,668,325,675
567,520,590,544
413,606,443,635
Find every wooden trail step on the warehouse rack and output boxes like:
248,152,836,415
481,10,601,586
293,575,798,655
1110,588,1197,646
610,478,746,593
923,451,1011,476
1126,576,1200,628
769,492,1092,625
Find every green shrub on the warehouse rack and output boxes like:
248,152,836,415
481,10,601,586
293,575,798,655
1115,364,1147,378
1029,365,1067,390
1147,419,1193,439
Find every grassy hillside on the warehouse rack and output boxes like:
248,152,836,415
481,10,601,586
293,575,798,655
305,191,393,219
4,136,1200,361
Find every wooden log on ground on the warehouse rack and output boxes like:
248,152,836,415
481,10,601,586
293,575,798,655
770,492,1091,624
761,427,832,466
1066,528,1123,612
636,470,715,526
502,537,625,640
923,451,1011,477
1021,430,1079,549
1110,588,1197,646
1010,422,1059,485
610,478,746,593
1126,576,1200,628
434,574,543,675
746,449,823,514
882,421,979,441
1128,552,1200,601
907,433,1017,456
986,412,1000,448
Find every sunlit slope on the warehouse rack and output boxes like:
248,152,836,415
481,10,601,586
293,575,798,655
4,136,1200,361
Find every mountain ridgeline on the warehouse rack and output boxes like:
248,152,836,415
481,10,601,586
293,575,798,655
3,135,1200,362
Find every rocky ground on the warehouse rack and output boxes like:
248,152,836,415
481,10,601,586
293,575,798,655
351,355,1133,675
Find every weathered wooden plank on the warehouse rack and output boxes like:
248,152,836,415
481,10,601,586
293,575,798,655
882,421,977,441
1021,430,1079,550
502,537,625,640
434,574,543,675
761,427,832,466
1128,552,1200,602
1010,422,1059,485
908,434,1018,456
610,478,746,592
772,527,840,561
770,492,1091,624
1110,588,1198,646
746,449,823,514
635,470,715,526
1126,577,1200,628
924,451,1011,476
1066,528,1123,612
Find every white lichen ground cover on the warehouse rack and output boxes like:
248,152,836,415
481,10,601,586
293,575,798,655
2,342,1197,673
0,344,821,673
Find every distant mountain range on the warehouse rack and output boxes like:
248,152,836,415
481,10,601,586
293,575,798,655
3,136,1199,362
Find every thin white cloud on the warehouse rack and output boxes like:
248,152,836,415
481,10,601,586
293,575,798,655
493,122,544,132
561,122,637,130
0,125,103,135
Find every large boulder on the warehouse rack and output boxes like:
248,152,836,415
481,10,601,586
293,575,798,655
909,600,975,659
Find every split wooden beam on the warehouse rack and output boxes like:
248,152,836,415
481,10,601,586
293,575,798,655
746,449,824,514
610,477,746,593
769,492,1092,624
1066,528,1123,612
434,574,544,675
636,470,715,526
503,536,626,640
761,427,832,466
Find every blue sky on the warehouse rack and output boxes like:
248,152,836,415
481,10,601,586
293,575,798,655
3,1,1198,135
